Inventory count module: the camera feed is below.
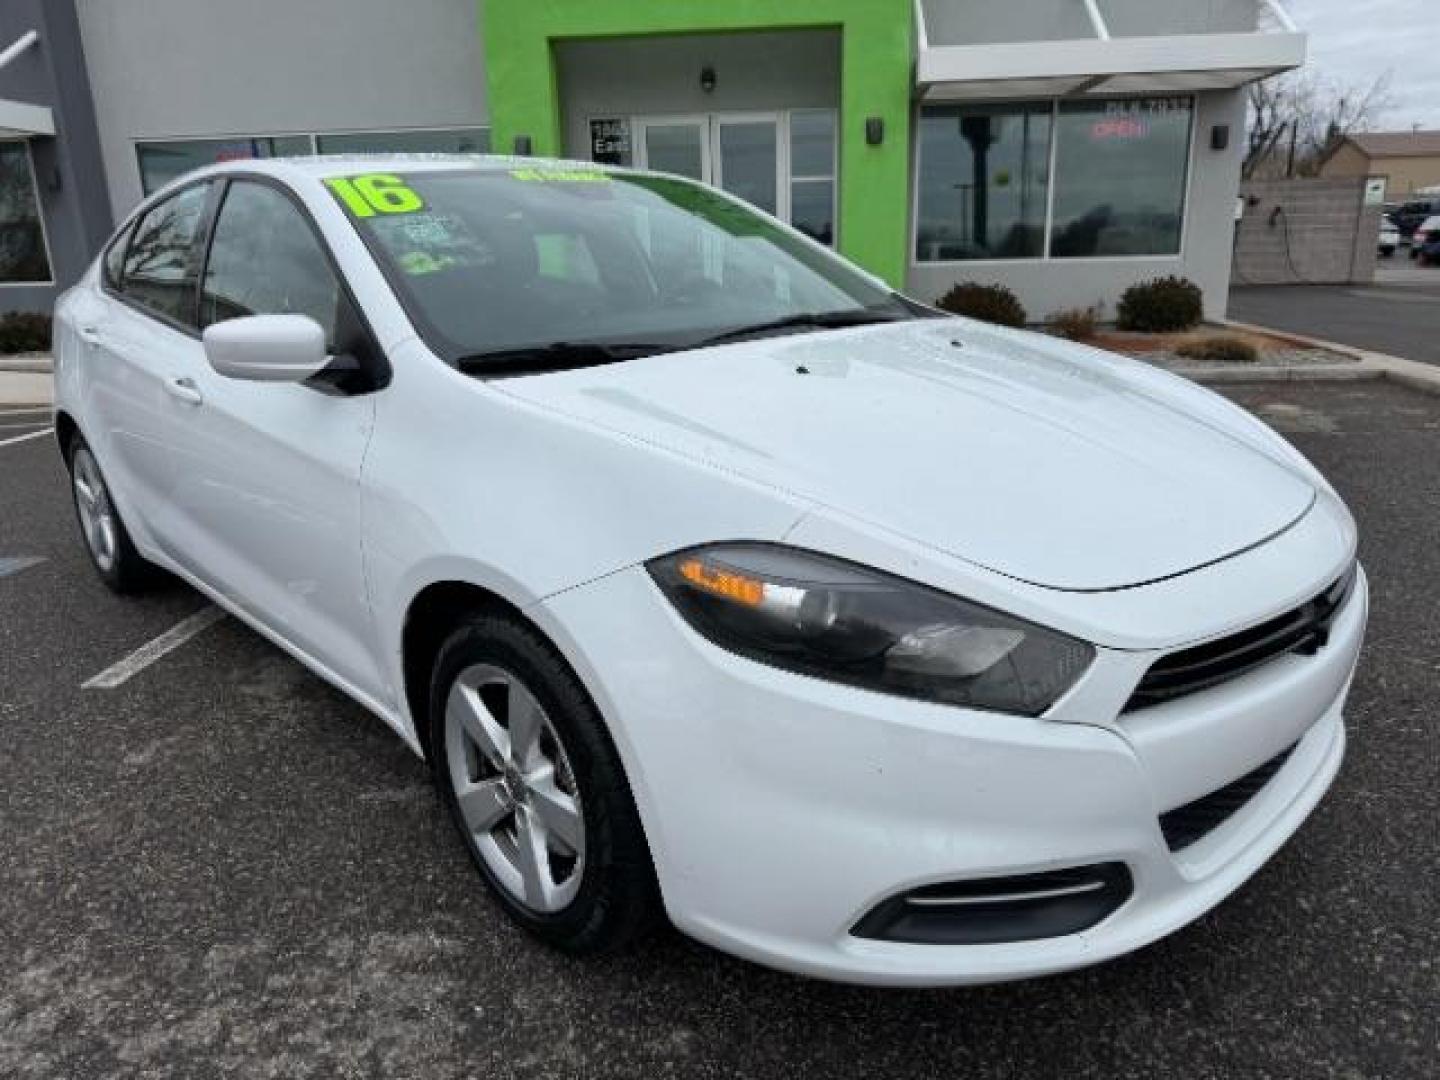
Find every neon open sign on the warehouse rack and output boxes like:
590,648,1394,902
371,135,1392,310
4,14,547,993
1091,117,1151,141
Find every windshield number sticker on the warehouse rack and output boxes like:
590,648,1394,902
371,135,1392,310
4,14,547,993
326,174,424,218
510,168,611,184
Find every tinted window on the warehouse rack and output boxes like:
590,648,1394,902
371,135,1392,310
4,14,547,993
315,128,490,155
137,137,312,196
1050,98,1193,258
201,181,342,344
916,104,1052,261
102,222,132,289
0,141,53,283
121,183,211,325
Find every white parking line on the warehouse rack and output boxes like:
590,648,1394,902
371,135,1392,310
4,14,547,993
83,606,228,690
0,427,53,450
0,556,44,579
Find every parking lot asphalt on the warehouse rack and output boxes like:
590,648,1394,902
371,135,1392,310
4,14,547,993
2,383,1437,1079
1228,272,1440,366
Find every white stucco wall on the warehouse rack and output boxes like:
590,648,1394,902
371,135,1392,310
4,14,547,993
75,0,491,218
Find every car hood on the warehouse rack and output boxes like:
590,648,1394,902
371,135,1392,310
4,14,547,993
496,320,1316,591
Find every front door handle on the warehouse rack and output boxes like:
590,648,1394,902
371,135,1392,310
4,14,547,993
79,325,104,345
164,376,204,407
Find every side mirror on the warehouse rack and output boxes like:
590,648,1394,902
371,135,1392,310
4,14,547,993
202,314,329,383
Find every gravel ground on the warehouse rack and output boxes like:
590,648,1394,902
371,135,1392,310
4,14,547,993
0,383,1436,1079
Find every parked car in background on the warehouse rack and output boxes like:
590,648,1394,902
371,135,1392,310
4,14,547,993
1390,198,1440,242
1417,229,1440,267
1408,215,1440,259
1379,215,1400,257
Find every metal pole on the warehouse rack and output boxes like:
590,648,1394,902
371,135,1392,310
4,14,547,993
0,30,39,73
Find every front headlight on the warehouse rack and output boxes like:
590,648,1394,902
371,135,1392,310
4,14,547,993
647,544,1094,716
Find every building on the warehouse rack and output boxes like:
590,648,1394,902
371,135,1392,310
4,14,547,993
2,0,1306,321
1320,131,1440,200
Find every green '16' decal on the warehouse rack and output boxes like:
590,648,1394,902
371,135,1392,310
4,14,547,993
325,174,424,217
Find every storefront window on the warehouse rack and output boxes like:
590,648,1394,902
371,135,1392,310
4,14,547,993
790,110,837,246
315,128,491,156
137,129,492,195
915,96,1193,263
1049,98,1192,258
0,141,52,284
137,136,312,195
916,104,1051,262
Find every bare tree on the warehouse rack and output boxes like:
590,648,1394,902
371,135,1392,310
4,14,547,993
1244,70,1395,180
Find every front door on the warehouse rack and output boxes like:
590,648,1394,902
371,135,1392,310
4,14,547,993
633,113,783,219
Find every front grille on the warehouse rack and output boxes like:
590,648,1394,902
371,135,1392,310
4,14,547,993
1160,743,1297,852
1124,564,1356,713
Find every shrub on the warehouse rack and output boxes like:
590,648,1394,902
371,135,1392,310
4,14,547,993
1115,276,1203,333
936,283,1027,328
0,312,53,354
1047,305,1101,342
1175,334,1259,365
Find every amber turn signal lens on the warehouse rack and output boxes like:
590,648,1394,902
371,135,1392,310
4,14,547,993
678,557,765,607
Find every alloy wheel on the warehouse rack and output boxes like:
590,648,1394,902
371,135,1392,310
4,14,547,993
444,663,586,913
72,445,118,573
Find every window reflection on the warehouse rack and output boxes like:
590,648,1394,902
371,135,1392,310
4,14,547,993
1050,98,1192,258
0,142,52,284
916,104,1051,262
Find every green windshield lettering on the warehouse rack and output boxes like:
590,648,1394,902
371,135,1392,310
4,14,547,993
326,174,425,218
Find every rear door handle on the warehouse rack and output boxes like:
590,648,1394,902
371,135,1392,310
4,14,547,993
79,325,104,344
164,376,204,407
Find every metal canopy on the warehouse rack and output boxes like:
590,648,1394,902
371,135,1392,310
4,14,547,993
0,31,54,139
914,0,1306,101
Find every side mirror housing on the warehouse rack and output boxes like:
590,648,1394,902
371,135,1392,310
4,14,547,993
203,314,330,383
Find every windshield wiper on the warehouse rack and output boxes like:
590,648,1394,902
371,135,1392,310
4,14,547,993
455,341,675,377
691,309,908,349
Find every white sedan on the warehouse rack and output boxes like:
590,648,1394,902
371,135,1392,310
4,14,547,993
53,157,1366,986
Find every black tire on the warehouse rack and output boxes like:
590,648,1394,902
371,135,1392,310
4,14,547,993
66,433,159,594
429,611,661,954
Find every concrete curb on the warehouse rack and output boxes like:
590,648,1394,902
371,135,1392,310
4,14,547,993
1193,320,1440,398
0,354,53,374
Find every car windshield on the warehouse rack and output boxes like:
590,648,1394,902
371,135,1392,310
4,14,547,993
327,166,915,371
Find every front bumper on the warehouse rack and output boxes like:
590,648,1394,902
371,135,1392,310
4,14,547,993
537,563,1367,987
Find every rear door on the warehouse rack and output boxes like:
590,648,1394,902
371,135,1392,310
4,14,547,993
83,180,215,555
163,177,389,702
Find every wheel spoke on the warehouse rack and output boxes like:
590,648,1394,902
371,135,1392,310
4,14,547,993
448,685,509,769
456,778,511,835
507,684,544,767
513,805,555,909
526,766,583,855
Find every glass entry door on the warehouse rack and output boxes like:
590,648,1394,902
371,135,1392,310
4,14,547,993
635,117,709,183
712,114,780,217
635,114,781,216
621,111,836,245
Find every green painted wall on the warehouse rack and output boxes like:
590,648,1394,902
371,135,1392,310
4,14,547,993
482,0,914,286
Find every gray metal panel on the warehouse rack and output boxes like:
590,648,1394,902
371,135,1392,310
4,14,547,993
0,0,112,313
74,0,491,218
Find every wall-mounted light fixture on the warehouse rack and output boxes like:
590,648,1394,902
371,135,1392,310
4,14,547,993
513,134,533,156
865,117,885,146
700,66,717,94
1210,124,1231,152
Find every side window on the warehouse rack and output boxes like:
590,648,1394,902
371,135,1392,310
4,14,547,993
120,183,211,325
201,181,342,345
102,221,133,289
